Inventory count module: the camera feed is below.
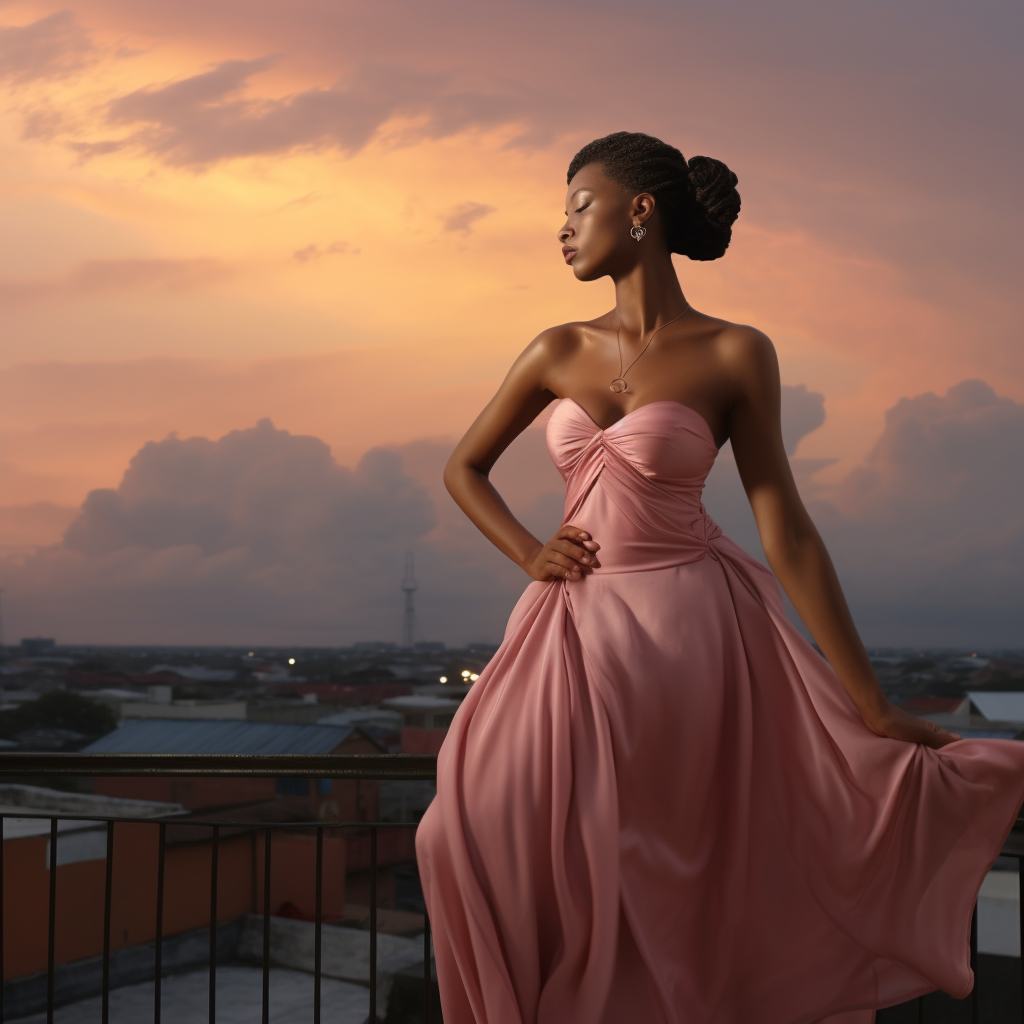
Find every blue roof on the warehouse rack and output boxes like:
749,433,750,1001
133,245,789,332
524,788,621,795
82,719,357,755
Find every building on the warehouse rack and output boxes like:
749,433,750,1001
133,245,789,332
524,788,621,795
84,718,386,813
82,717,413,908
968,692,1024,725
382,694,462,755
901,692,1024,740
1,784,181,983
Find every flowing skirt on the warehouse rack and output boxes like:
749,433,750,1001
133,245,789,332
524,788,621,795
416,537,1024,1024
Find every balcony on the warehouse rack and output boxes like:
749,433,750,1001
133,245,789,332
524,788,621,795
1,752,1023,1023
0,752,438,1023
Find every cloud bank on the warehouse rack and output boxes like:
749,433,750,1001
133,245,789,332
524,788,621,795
0,382,1019,647
703,380,1023,647
1,420,436,643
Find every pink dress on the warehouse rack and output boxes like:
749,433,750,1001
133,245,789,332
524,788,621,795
416,398,1024,1024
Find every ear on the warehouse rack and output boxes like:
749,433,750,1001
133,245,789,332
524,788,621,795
631,192,656,227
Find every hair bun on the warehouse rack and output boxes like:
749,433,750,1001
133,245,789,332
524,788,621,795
683,156,741,261
566,132,741,261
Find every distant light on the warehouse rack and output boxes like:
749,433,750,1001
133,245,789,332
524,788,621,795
461,669,471,678
248,652,254,657
439,676,448,683
469,673,479,681
971,653,977,658
288,658,296,665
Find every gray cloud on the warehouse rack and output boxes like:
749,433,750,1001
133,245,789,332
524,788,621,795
704,380,1024,647
0,258,231,307
80,59,530,167
1,384,1020,647
780,383,825,455
0,420,435,643
0,11,95,84
441,202,495,235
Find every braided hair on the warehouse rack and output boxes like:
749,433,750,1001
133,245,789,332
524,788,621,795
566,131,741,261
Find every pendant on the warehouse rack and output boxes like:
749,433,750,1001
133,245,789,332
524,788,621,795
609,378,628,393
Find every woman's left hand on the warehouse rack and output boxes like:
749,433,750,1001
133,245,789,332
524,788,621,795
860,699,961,749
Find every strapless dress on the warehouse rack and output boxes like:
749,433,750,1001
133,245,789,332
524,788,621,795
416,398,1024,1024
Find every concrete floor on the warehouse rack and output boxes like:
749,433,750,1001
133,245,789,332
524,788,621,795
10,965,370,1023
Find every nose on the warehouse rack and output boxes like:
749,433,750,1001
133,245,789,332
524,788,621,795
558,220,573,243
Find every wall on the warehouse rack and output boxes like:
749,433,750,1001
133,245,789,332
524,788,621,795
401,728,447,755
2,825,252,980
2,825,345,981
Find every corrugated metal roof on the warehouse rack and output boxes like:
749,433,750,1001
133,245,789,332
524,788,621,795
82,719,356,755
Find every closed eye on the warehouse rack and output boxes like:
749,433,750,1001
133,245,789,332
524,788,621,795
575,203,589,213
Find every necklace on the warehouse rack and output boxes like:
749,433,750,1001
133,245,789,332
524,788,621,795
609,306,689,393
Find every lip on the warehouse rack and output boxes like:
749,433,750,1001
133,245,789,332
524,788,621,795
562,246,577,263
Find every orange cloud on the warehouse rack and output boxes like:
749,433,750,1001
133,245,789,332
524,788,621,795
0,11,95,84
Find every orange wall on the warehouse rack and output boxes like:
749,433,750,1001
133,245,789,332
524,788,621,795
401,728,448,755
92,776,379,821
94,776,276,809
2,825,346,981
254,833,345,921
3,826,252,980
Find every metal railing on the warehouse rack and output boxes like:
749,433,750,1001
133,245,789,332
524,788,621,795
0,753,437,1024
1,753,1022,1023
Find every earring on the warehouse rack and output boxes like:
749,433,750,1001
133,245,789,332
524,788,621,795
630,225,646,242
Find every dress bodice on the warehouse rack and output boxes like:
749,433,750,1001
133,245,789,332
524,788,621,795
545,398,723,573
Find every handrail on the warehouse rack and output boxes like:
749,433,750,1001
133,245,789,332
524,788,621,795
0,752,437,779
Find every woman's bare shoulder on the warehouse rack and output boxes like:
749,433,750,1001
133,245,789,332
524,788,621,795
525,314,613,369
698,314,778,383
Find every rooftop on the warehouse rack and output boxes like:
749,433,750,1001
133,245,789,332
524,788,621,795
382,695,462,712
82,719,361,755
969,691,1024,724
0,783,181,842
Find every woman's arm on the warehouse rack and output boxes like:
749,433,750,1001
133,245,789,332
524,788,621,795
443,330,601,582
724,328,959,749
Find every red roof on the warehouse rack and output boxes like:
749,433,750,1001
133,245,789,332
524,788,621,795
274,681,413,705
900,696,964,713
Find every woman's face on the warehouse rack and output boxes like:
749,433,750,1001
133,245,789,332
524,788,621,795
558,163,637,282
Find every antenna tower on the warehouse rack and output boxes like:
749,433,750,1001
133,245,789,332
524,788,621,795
401,551,417,648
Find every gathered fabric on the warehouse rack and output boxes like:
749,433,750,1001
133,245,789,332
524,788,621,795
416,398,1024,1024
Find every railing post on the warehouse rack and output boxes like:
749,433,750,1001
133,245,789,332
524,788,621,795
0,814,4,1024
154,821,165,1024
102,821,114,1024
209,824,219,1024
370,826,378,1024
46,817,57,1024
262,827,271,1024
314,826,323,1024
970,902,979,1024
1019,855,1023,1024
424,910,431,1024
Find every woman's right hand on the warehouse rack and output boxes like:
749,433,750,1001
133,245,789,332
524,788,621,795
524,525,601,582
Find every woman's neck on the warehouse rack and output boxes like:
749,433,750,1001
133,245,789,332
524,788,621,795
612,254,689,337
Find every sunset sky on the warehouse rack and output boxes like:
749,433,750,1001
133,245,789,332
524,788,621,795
1,0,1021,647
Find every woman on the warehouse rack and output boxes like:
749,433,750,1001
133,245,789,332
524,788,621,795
415,131,1024,1024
